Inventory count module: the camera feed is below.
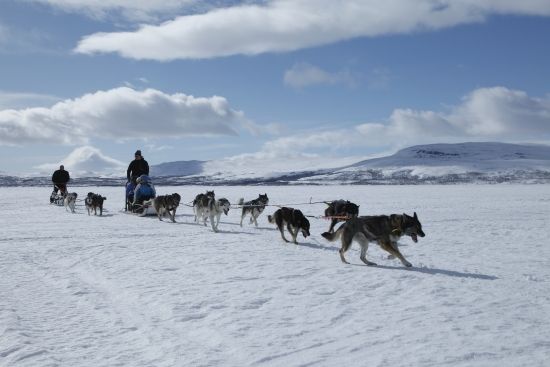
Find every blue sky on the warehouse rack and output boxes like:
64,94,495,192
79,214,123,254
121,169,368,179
1,0,550,176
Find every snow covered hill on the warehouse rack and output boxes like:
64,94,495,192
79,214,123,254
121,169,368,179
142,142,550,184
298,142,550,184
2,142,550,186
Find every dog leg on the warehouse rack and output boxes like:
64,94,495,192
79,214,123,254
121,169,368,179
291,228,299,244
170,209,176,223
339,249,350,264
278,226,289,243
356,235,376,266
209,213,218,232
328,219,337,233
380,240,412,267
253,214,259,227
215,213,222,230
286,224,298,244
339,229,356,264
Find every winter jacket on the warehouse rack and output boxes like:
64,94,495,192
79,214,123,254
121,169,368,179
52,169,70,184
127,158,149,182
133,182,156,204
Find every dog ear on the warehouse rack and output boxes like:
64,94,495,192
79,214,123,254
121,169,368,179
414,212,418,219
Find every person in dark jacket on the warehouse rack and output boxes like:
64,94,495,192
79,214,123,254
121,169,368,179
127,150,149,184
52,165,70,194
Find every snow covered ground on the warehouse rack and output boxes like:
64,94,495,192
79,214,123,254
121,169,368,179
1,185,549,367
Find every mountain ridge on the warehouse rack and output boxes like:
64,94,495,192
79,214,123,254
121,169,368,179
2,142,550,186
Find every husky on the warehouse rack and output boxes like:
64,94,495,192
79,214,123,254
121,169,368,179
84,192,107,216
193,190,215,223
64,192,78,213
150,193,181,222
321,212,425,267
324,200,359,233
268,207,310,244
50,189,67,206
238,193,269,227
201,197,231,232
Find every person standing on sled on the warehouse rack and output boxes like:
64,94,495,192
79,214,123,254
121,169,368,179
51,165,70,203
127,150,149,185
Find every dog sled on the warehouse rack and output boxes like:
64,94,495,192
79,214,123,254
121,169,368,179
125,175,157,216
50,184,67,206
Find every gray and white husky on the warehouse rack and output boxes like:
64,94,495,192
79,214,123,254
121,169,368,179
322,212,425,267
202,198,231,232
193,190,215,223
238,193,269,227
149,193,181,222
64,192,78,213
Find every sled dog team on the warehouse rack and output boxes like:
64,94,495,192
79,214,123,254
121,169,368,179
55,188,426,267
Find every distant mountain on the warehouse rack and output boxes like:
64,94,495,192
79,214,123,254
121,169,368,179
298,142,550,184
3,142,550,186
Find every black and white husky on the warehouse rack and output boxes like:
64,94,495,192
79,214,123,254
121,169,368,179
85,192,106,216
238,193,269,227
193,190,215,223
64,192,78,213
268,207,310,244
202,198,231,232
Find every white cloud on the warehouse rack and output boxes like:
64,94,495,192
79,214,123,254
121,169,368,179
283,63,356,89
261,87,550,154
36,145,125,176
0,87,254,146
74,0,550,60
359,87,550,144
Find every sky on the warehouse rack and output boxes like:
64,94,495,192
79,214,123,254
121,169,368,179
1,0,550,176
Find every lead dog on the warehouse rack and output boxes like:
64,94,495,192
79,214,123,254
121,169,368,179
322,212,425,267
150,193,181,222
64,192,78,213
324,200,359,233
193,190,215,223
238,193,269,227
85,192,106,216
268,207,310,244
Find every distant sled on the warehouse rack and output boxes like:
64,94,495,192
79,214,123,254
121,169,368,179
50,185,68,206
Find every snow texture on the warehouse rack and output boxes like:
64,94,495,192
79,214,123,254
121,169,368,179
1,185,550,366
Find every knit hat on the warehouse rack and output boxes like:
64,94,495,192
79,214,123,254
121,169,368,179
135,150,142,156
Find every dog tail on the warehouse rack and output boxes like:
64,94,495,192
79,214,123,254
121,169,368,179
321,224,345,242
267,214,274,224
237,198,244,205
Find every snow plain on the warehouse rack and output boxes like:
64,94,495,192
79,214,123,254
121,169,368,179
1,184,549,367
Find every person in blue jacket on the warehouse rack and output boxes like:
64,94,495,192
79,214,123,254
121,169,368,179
132,174,156,208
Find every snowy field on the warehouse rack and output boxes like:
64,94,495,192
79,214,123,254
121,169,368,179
1,184,550,367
